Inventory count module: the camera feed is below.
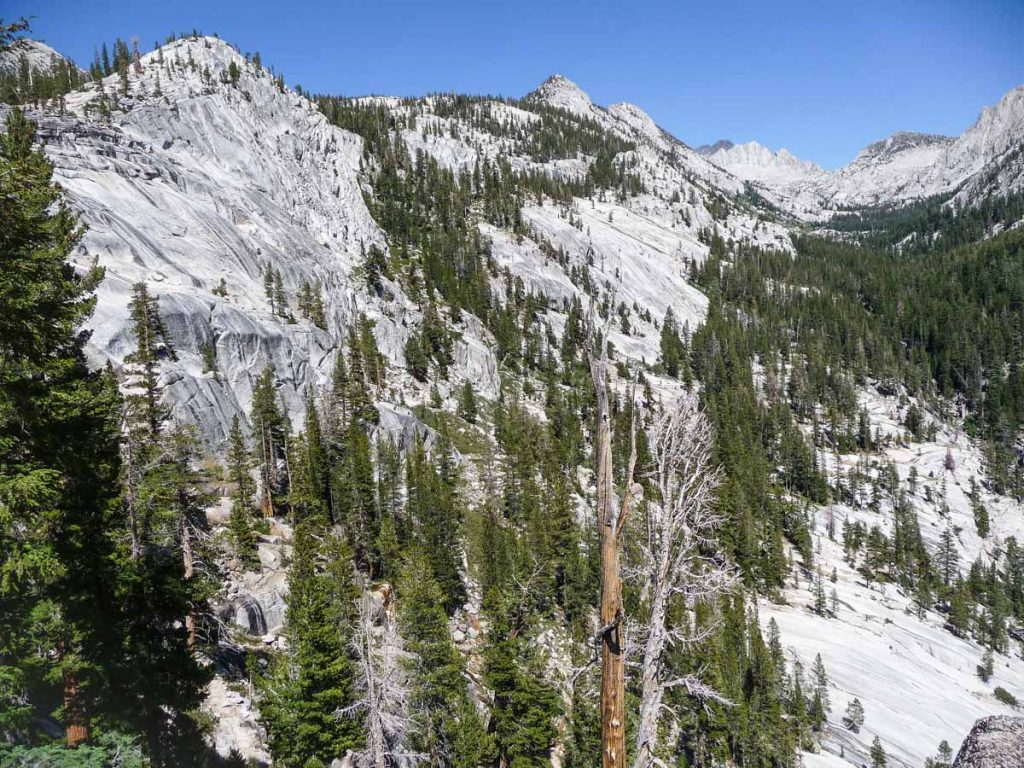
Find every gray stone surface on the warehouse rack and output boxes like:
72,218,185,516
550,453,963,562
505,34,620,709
953,715,1024,768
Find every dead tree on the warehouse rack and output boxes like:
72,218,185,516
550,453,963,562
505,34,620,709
339,592,423,768
632,394,736,768
587,313,641,768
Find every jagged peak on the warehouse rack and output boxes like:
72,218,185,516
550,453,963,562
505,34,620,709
59,32,315,125
608,100,651,121
715,140,819,168
141,35,247,73
702,139,823,186
971,83,1024,127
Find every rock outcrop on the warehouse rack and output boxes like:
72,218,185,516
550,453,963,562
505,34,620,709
953,715,1024,768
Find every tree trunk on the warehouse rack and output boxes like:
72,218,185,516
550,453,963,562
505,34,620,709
61,646,88,747
181,513,196,650
635,594,667,767
589,324,631,768
123,439,141,560
598,510,626,768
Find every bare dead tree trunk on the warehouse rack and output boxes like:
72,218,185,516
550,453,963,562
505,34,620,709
588,314,640,768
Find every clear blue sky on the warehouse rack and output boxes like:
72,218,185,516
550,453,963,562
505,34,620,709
14,0,1024,168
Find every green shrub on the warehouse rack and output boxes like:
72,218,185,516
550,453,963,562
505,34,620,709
994,686,1018,708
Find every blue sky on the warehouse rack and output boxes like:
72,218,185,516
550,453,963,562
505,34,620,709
15,0,1024,168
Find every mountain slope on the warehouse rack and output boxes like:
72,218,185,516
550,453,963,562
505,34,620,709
25,47,792,445
22,36,385,445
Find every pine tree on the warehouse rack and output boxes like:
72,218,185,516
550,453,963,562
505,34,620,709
124,282,175,436
346,326,379,427
264,264,275,313
405,330,429,382
407,431,466,613
258,516,363,765
273,269,287,318
659,306,685,378
308,281,326,330
813,568,827,615
939,526,959,586
811,653,831,713
330,350,352,430
870,735,887,768
457,380,478,424
356,314,386,396
482,591,561,767
0,106,123,747
297,280,313,319
843,698,864,732
251,366,288,517
948,582,973,637
118,290,214,764
364,243,389,294
226,416,259,567
563,670,602,768
333,416,379,573
290,394,330,522
979,647,994,682
398,554,489,767
809,691,826,733
789,659,809,750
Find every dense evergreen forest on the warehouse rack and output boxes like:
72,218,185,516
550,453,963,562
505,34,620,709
2,18,1023,768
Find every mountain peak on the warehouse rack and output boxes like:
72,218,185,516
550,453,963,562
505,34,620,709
704,140,822,184
527,74,595,116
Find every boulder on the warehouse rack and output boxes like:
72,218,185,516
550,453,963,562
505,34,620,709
953,715,1024,768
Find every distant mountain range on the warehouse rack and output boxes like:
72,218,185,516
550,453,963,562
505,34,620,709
700,85,1024,216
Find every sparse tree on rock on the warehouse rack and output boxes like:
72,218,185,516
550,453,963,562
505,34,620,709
843,698,864,732
870,735,887,768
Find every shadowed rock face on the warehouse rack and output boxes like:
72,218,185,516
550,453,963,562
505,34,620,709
953,716,1024,768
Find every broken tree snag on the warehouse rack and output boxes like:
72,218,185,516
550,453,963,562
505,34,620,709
587,311,638,768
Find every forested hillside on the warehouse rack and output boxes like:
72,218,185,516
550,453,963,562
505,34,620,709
2,18,1024,768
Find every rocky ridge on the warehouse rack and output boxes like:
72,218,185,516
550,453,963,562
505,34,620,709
704,86,1024,217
